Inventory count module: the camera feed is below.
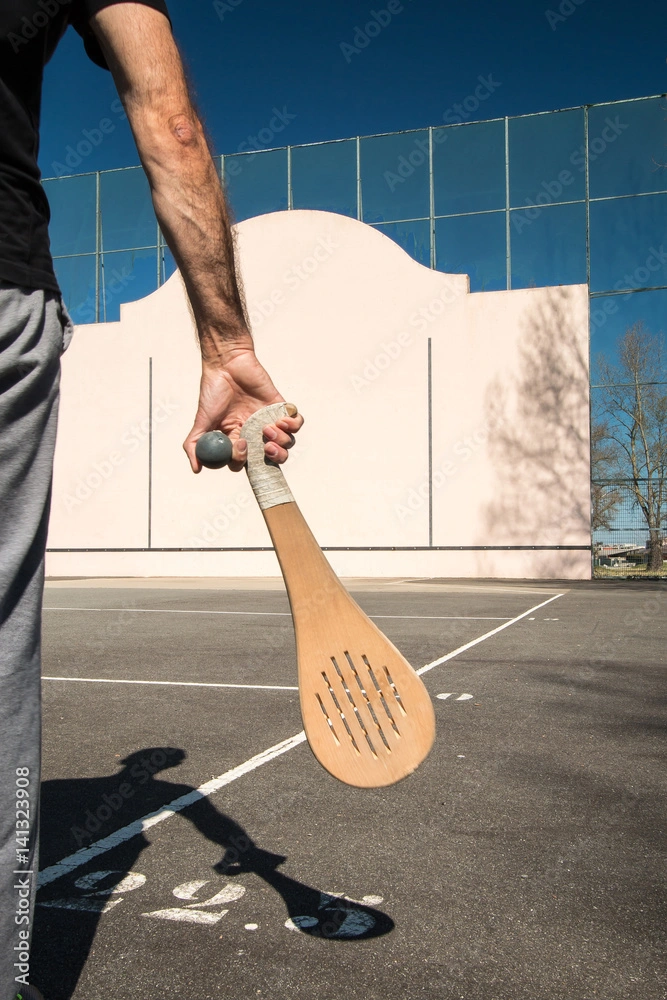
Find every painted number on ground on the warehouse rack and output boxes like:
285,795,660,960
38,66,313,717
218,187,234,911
39,871,383,939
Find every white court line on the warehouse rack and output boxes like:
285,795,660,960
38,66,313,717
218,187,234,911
370,616,511,621
45,607,289,617
37,732,307,888
42,677,298,692
416,593,564,675
44,606,510,622
38,592,563,888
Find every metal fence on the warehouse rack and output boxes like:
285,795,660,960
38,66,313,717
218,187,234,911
42,94,667,327
593,478,667,574
40,92,667,578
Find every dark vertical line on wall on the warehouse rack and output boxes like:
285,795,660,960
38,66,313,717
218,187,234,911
428,337,433,548
428,127,435,269
356,137,362,221
584,105,593,574
504,117,511,290
95,171,101,323
148,357,153,549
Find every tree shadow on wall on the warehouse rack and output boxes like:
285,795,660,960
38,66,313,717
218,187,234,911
32,748,394,1000
481,287,591,577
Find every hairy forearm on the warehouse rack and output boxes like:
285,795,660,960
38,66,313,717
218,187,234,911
136,106,251,360
91,5,251,363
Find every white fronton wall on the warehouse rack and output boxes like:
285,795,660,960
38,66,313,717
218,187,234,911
47,210,591,579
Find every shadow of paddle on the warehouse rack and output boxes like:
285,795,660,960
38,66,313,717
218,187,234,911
33,747,394,998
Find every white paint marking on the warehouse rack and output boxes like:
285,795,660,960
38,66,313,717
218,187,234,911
436,693,453,700
38,897,122,913
416,594,564,675
43,607,509,622
39,594,563,889
373,616,511,621
186,884,245,907
43,676,298,692
44,606,510,622
142,908,227,925
285,916,318,931
456,693,474,701
45,607,291,618
173,880,209,901
74,871,145,895
245,923,258,931
37,732,307,888
335,911,376,937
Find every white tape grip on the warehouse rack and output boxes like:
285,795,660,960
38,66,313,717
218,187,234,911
240,402,297,510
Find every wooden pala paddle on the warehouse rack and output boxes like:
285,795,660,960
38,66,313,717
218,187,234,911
196,402,435,788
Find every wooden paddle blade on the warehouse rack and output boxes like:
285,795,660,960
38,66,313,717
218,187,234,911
263,502,435,788
300,634,436,788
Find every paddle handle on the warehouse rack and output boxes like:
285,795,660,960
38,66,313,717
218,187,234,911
240,402,298,510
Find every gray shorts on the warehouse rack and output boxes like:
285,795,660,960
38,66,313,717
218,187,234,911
0,282,73,1000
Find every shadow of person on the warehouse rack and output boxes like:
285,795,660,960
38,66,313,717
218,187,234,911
32,747,394,999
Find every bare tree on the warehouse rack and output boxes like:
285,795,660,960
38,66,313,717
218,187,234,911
590,419,623,531
594,323,667,570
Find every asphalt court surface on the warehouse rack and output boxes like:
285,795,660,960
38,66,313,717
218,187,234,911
35,580,666,999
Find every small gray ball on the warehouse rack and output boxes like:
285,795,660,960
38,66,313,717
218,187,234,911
196,431,234,469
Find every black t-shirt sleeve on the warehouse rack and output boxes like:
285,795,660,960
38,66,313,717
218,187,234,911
70,0,171,70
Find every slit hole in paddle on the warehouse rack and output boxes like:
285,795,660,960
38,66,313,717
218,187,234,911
331,657,377,757
383,665,407,715
362,655,401,736
315,693,340,744
344,652,392,753
321,671,360,754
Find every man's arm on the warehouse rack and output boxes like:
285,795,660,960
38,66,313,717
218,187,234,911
88,3,302,471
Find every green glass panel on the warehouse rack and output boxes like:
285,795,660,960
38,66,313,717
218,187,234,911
100,248,158,322
434,120,505,215
43,174,96,256
361,131,429,223
100,167,157,252
509,109,585,208
223,148,288,222
589,194,667,293
52,254,97,324
511,202,586,288
291,140,357,217
589,98,667,198
436,212,506,291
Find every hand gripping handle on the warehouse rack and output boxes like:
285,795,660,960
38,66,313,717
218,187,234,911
240,402,298,511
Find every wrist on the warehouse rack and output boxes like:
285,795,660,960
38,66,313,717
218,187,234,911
200,332,255,368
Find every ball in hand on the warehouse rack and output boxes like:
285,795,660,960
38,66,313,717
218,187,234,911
195,431,234,469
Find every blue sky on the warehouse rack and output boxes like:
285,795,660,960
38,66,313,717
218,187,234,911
39,0,666,178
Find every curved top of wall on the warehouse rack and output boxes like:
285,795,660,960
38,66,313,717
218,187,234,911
117,208,470,330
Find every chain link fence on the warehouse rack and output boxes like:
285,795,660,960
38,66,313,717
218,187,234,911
592,478,667,576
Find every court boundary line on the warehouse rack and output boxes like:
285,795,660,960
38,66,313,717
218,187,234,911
37,733,307,888
42,677,298,692
416,593,564,675
38,592,564,889
44,607,512,621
